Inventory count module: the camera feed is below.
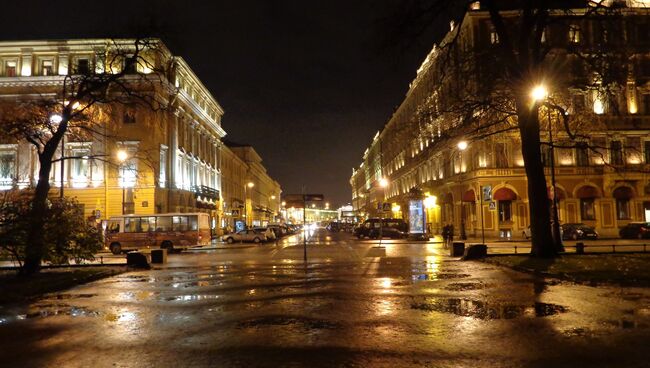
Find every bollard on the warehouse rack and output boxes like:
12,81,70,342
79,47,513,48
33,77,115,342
576,242,585,255
450,242,465,257
514,245,518,254
100,256,103,264
151,249,168,264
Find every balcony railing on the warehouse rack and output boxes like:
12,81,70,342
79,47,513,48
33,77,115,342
192,185,220,201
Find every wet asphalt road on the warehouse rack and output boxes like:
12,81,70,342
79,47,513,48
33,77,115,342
1,229,650,367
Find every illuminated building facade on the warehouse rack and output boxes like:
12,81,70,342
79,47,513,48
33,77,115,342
352,1,650,238
222,142,281,229
0,39,226,231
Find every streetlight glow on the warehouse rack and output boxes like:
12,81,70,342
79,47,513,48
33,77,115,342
457,140,468,151
531,85,548,102
49,114,63,124
247,182,254,188
116,150,128,162
379,178,389,188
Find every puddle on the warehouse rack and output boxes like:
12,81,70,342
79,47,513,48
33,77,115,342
22,305,100,320
53,293,97,300
602,319,648,329
237,316,340,330
411,298,567,319
444,282,485,291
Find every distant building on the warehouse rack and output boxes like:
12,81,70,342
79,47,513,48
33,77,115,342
280,194,337,224
222,141,281,229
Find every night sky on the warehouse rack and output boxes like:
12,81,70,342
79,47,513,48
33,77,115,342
0,0,449,206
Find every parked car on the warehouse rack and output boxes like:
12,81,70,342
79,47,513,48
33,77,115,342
561,223,598,240
221,229,267,244
619,222,650,239
354,218,408,239
254,227,276,241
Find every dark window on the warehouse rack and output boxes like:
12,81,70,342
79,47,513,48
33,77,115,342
576,142,590,166
610,140,623,165
77,59,90,74
645,141,650,164
124,56,137,74
617,199,631,220
498,201,512,223
572,93,586,111
541,145,553,167
157,216,172,231
580,199,596,220
643,94,650,115
124,108,136,124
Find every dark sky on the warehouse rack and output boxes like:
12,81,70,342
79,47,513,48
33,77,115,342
0,0,448,207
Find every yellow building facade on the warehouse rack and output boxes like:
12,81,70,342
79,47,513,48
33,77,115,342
351,3,650,239
0,39,227,233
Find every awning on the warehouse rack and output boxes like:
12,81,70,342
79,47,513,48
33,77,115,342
576,185,600,199
547,187,566,200
493,188,517,201
462,189,476,202
613,186,634,200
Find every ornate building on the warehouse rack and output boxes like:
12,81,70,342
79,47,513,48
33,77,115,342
352,1,650,238
0,39,227,234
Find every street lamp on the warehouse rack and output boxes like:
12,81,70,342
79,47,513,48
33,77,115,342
244,181,254,227
116,150,128,215
531,84,563,251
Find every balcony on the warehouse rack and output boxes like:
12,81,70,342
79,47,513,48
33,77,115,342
192,185,220,201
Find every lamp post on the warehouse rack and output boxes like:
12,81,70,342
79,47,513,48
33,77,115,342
378,178,389,247
245,181,254,228
531,85,564,251
116,150,128,215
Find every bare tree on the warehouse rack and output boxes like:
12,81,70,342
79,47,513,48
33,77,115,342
0,38,175,274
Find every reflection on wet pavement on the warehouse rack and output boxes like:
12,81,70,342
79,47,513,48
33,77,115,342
0,229,649,367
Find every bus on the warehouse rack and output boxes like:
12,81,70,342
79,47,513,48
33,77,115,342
104,213,211,254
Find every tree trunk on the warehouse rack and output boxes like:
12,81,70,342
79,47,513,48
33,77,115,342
21,145,57,274
516,97,557,258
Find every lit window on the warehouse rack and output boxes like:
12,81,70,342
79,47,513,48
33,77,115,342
569,24,581,43
70,147,91,188
490,29,499,44
159,145,168,188
42,60,54,76
4,61,17,77
610,140,623,165
0,149,16,190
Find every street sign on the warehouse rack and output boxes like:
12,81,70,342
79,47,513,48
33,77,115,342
482,185,492,202
489,201,497,211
